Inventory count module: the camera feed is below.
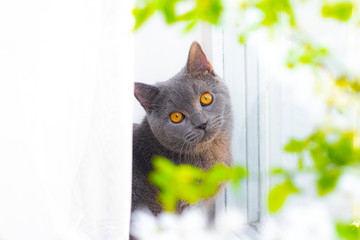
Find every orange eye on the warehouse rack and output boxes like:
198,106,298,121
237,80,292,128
200,92,213,106
170,111,183,123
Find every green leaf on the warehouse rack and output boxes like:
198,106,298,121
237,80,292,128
328,132,355,165
337,221,360,240
152,156,176,173
322,2,353,22
195,0,223,24
133,4,156,30
286,44,328,68
149,156,245,212
228,166,246,192
232,166,246,180
270,167,289,176
268,179,299,213
335,76,360,93
297,156,304,170
238,34,247,44
317,168,341,196
158,191,178,212
256,0,296,27
183,21,197,32
284,139,308,153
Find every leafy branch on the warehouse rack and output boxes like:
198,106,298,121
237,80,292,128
149,156,245,212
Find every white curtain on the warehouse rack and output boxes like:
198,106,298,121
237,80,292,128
0,0,133,239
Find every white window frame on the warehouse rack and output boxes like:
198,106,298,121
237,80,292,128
208,22,318,239
204,25,268,239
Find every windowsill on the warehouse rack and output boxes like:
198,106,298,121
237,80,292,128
237,223,261,240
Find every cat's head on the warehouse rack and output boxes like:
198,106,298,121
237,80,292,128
135,42,232,153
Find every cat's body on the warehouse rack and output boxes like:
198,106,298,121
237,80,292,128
132,42,233,215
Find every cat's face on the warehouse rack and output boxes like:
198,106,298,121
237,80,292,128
135,42,232,153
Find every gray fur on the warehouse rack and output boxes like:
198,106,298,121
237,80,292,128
132,42,233,215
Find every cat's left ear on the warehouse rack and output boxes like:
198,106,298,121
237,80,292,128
134,82,160,113
186,41,214,75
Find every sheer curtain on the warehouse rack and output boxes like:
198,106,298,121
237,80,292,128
0,0,133,239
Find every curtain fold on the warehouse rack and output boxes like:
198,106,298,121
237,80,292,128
70,0,134,239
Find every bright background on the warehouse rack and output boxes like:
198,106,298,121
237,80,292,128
1,0,359,239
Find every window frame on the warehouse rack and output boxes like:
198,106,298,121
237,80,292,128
208,25,268,235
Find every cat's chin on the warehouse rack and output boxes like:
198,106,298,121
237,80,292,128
166,138,214,154
188,130,219,149
200,131,219,143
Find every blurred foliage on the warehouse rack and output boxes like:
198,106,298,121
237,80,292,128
255,0,296,26
337,221,360,240
149,156,245,212
322,2,353,22
239,0,296,27
133,0,355,28
133,0,223,31
268,179,299,213
279,129,360,200
264,128,360,213
286,42,327,68
336,76,360,93
132,0,357,86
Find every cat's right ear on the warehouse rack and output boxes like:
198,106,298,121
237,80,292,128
187,41,214,75
134,82,160,113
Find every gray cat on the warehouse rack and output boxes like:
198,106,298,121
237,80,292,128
132,42,233,215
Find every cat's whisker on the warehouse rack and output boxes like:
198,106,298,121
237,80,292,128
188,135,199,143
179,140,189,163
185,132,194,138
185,143,193,165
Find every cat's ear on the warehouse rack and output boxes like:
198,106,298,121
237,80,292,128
187,41,214,75
134,82,160,113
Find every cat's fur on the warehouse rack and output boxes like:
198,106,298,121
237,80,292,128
132,42,233,215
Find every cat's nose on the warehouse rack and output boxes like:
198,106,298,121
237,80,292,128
196,122,207,130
